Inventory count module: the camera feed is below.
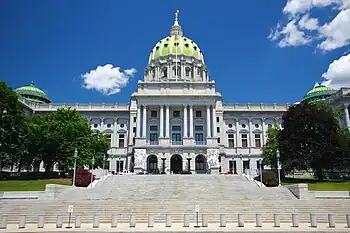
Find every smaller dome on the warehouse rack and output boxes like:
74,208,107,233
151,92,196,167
16,81,51,104
301,83,336,103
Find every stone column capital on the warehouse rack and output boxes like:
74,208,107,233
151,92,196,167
183,104,189,108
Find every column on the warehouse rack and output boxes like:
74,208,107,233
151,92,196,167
235,118,240,147
183,105,188,138
344,105,350,128
189,105,194,138
159,105,164,138
261,118,266,146
165,105,170,138
128,115,133,145
136,105,141,138
212,106,217,137
206,105,211,137
168,64,171,79
142,105,147,138
248,118,253,147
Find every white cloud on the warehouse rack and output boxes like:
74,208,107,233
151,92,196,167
283,0,339,15
270,0,350,51
81,64,136,95
321,53,350,88
298,14,319,30
318,8,350,51
270,20,312,47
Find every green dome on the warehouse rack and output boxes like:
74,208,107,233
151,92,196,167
148,10,205,65
301,83,336,103
16,82,51,104
148,35,205,64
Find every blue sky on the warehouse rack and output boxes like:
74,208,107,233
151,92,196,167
1,0,349,104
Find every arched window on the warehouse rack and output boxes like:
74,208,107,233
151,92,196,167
185,67,191,77
162,67,167,77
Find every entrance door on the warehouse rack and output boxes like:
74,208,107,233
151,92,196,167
170,154,183,174
147,155,158,174
195,155,207,174
116,161,124,173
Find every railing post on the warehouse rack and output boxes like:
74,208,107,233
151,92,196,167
19,215,26,229
220,214,226,227
0,215,7,229
184,214,190,227
292,214,299,227
328,214,335,228
238,214,244,227
111,215,117,228
310,214,317,228
148,215,154,228
274,214,280,227
256,214,262,227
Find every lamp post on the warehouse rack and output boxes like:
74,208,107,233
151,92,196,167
72,148,78,187
259,159,263,187
276,149,281,187
102,154,106,179
90,156,95,185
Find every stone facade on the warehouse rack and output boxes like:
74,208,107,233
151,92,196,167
17,12,350,176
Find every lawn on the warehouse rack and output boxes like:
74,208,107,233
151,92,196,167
282,180,350,191
0,179,72,191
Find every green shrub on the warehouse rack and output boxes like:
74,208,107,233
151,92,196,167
254,171,279,187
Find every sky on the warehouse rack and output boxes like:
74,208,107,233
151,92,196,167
1,0,349,104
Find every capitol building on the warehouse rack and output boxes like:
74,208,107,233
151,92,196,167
15,12,350,176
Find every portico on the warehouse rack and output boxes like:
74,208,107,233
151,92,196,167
135,103,218,146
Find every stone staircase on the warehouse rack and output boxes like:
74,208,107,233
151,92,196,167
0,175,349,224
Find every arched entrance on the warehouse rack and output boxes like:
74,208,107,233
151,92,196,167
170,154,183,174
195,155,207,174
147,155,158,174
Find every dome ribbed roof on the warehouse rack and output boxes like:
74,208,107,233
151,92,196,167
148,10,205,65
16,82,51,104
301,83,336,103
148,35,204,64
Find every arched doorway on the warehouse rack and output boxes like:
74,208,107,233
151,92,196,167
147,155,158,174
195,155,207,174
170,154,183,174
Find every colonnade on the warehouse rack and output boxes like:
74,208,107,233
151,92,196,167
135,104,217,140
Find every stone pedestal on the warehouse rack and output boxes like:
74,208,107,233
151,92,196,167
206,137,217,146
183,138,195,146
135,138,147,147
159,138,171,146
211,167,220,174
134,167,143,174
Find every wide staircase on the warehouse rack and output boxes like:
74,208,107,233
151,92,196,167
0,175,349,224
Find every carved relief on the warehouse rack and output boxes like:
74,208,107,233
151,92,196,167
134,149,147,169
206,149,219,168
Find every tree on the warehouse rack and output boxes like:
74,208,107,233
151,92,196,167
279,101,341,180
336,128,350,171
262,123,280,169
0,81,25,170
25,108,109,174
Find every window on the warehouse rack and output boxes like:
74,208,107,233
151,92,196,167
133,117,137,123
120,124,124,128
93,124,98,128
228,124,233,128
107,123,111,128
162,68,167,77
173,111,180,118
195,110,202,118
241,134,248,148
228,134,234,148
217,137,221,143
217,127,220,133
255,134,261,148
132,137,135,145
268,124,272,128
172,133,182,141
172,125,181,131
133,127,136,133
151,111,157,118
195,133,204,142
242,124,246,128
195,125,203,131
216,117,219,123
118,134,125,148
150,125,158,131
255,124,259,128
150,133,158,142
